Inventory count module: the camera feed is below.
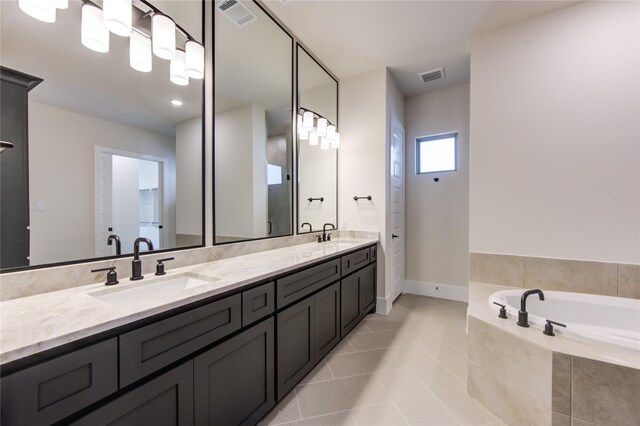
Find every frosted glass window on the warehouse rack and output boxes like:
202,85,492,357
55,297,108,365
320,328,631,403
416,133,457,174
268,163,282,185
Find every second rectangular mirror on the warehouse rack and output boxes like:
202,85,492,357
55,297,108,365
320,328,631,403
297,45,338,234
214,0,293,243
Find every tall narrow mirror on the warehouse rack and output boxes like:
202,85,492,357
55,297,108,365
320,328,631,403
297,45,338,234
214,1,293,243
0,0,204,270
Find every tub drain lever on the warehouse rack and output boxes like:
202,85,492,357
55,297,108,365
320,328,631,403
543,319,566,336
492,302,508,319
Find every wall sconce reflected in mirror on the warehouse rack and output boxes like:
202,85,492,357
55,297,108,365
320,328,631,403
297,108,340,149
0,141,15,153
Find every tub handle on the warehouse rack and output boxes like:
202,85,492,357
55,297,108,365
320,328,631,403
543,319,567,336
492,302,508,319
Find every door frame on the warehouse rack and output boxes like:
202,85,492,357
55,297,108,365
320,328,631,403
387,113,406,304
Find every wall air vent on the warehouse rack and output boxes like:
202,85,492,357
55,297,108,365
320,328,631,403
217,0,257,28
419,67,445,83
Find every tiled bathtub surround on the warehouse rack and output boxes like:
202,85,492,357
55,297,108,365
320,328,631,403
469,253,640,299
467,282,640,426
0,230,378,301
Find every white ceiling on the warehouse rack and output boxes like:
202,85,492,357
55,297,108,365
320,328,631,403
265,0,579,97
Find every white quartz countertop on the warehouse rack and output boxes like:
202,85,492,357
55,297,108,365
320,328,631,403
468,281,640,370
0,237,377,365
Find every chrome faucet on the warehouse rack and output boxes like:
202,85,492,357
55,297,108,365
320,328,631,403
517,289,545,327
131,237,154,281
107,234,121,255
322,223,335,242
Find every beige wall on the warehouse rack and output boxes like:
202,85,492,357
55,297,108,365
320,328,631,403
469,1,640,264
405,84,470,288
176,117,203,238
28,101,176,265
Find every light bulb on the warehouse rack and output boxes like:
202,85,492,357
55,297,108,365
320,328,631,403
320,137,330,150
19,0,56,23
81,3,109,53
316,118,327,137
326,125,336,141
103,0,132,37
55,0,68,9
302,111,314,130
170,49,189,86
309,130,319,146
152,14,176,60
297,114,303,135
130,30,152,72
331,132,341,149
185,40,204,79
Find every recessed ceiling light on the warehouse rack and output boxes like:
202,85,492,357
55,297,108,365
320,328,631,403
171,99,183,106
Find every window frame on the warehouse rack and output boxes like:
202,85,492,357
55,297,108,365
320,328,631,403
415,132,459,175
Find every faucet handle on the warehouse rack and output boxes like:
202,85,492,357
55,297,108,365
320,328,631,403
155,257,175,276
327,233,332,241
492,301,508,319
543,319,567,336
91,267,119,286
316,234,323,243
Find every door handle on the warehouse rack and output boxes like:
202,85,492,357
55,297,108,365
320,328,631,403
392,234,399,238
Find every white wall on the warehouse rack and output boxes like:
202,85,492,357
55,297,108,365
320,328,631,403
28,102,176,265
214,104,268,239
405,84,470,289
469,1,640,264
176,117,203,237
298,141,337,231
339,68,405,308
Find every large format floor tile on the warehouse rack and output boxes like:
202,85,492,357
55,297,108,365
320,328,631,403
262,294,508,426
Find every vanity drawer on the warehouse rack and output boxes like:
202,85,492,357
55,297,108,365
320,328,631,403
276,259,341,309
119,294,241,387
1,339,118,426
341,247,371,277
370,245,377,262
242,282,275,326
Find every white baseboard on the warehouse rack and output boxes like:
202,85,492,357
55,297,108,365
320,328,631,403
376,295,393,315
404,280,469,303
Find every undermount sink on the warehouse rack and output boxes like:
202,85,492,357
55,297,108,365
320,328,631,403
89,274,219,306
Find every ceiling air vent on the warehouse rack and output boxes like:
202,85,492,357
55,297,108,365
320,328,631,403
419,67,445,83
217,0,257,28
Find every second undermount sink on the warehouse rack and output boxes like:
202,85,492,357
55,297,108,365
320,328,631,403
89,274,219,307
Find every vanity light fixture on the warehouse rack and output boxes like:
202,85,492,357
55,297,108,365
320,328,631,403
130,30,152,72
170,49,189,86
170,99,183,106
55,0,69,9
19,0,56,23
103,0,132,37
297,109,340,149
81,3,110,53
185,40,205,79
152,13,176,60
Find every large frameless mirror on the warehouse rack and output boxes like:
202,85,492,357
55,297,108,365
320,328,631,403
214,0,293,243
296,45,338,234
0,0,204,270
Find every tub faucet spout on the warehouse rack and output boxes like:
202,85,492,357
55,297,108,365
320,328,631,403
517,289,545,327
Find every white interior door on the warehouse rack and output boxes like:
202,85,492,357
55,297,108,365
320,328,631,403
390,117,406,301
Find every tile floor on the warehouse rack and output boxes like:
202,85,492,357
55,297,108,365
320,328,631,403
260,294,506,426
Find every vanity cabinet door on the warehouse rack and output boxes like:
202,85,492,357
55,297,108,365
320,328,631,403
359,263,376,315
340,273,361,338
315,282,340,360
194,317,274,426
1,338,117,426
277,296,315,399
72,361,193,426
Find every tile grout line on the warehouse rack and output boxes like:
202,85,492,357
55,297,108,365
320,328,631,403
324,358,335,379
293,387,303,422
372,375,411,425
290,400,398,423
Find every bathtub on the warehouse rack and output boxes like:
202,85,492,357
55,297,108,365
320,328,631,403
489,289,640,351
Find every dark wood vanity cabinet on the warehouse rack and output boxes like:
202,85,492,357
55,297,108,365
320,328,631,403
0,244,377,426
195,318,275,426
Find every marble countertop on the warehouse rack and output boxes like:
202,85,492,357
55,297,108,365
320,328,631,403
0,237,377,365
468,281,640,370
